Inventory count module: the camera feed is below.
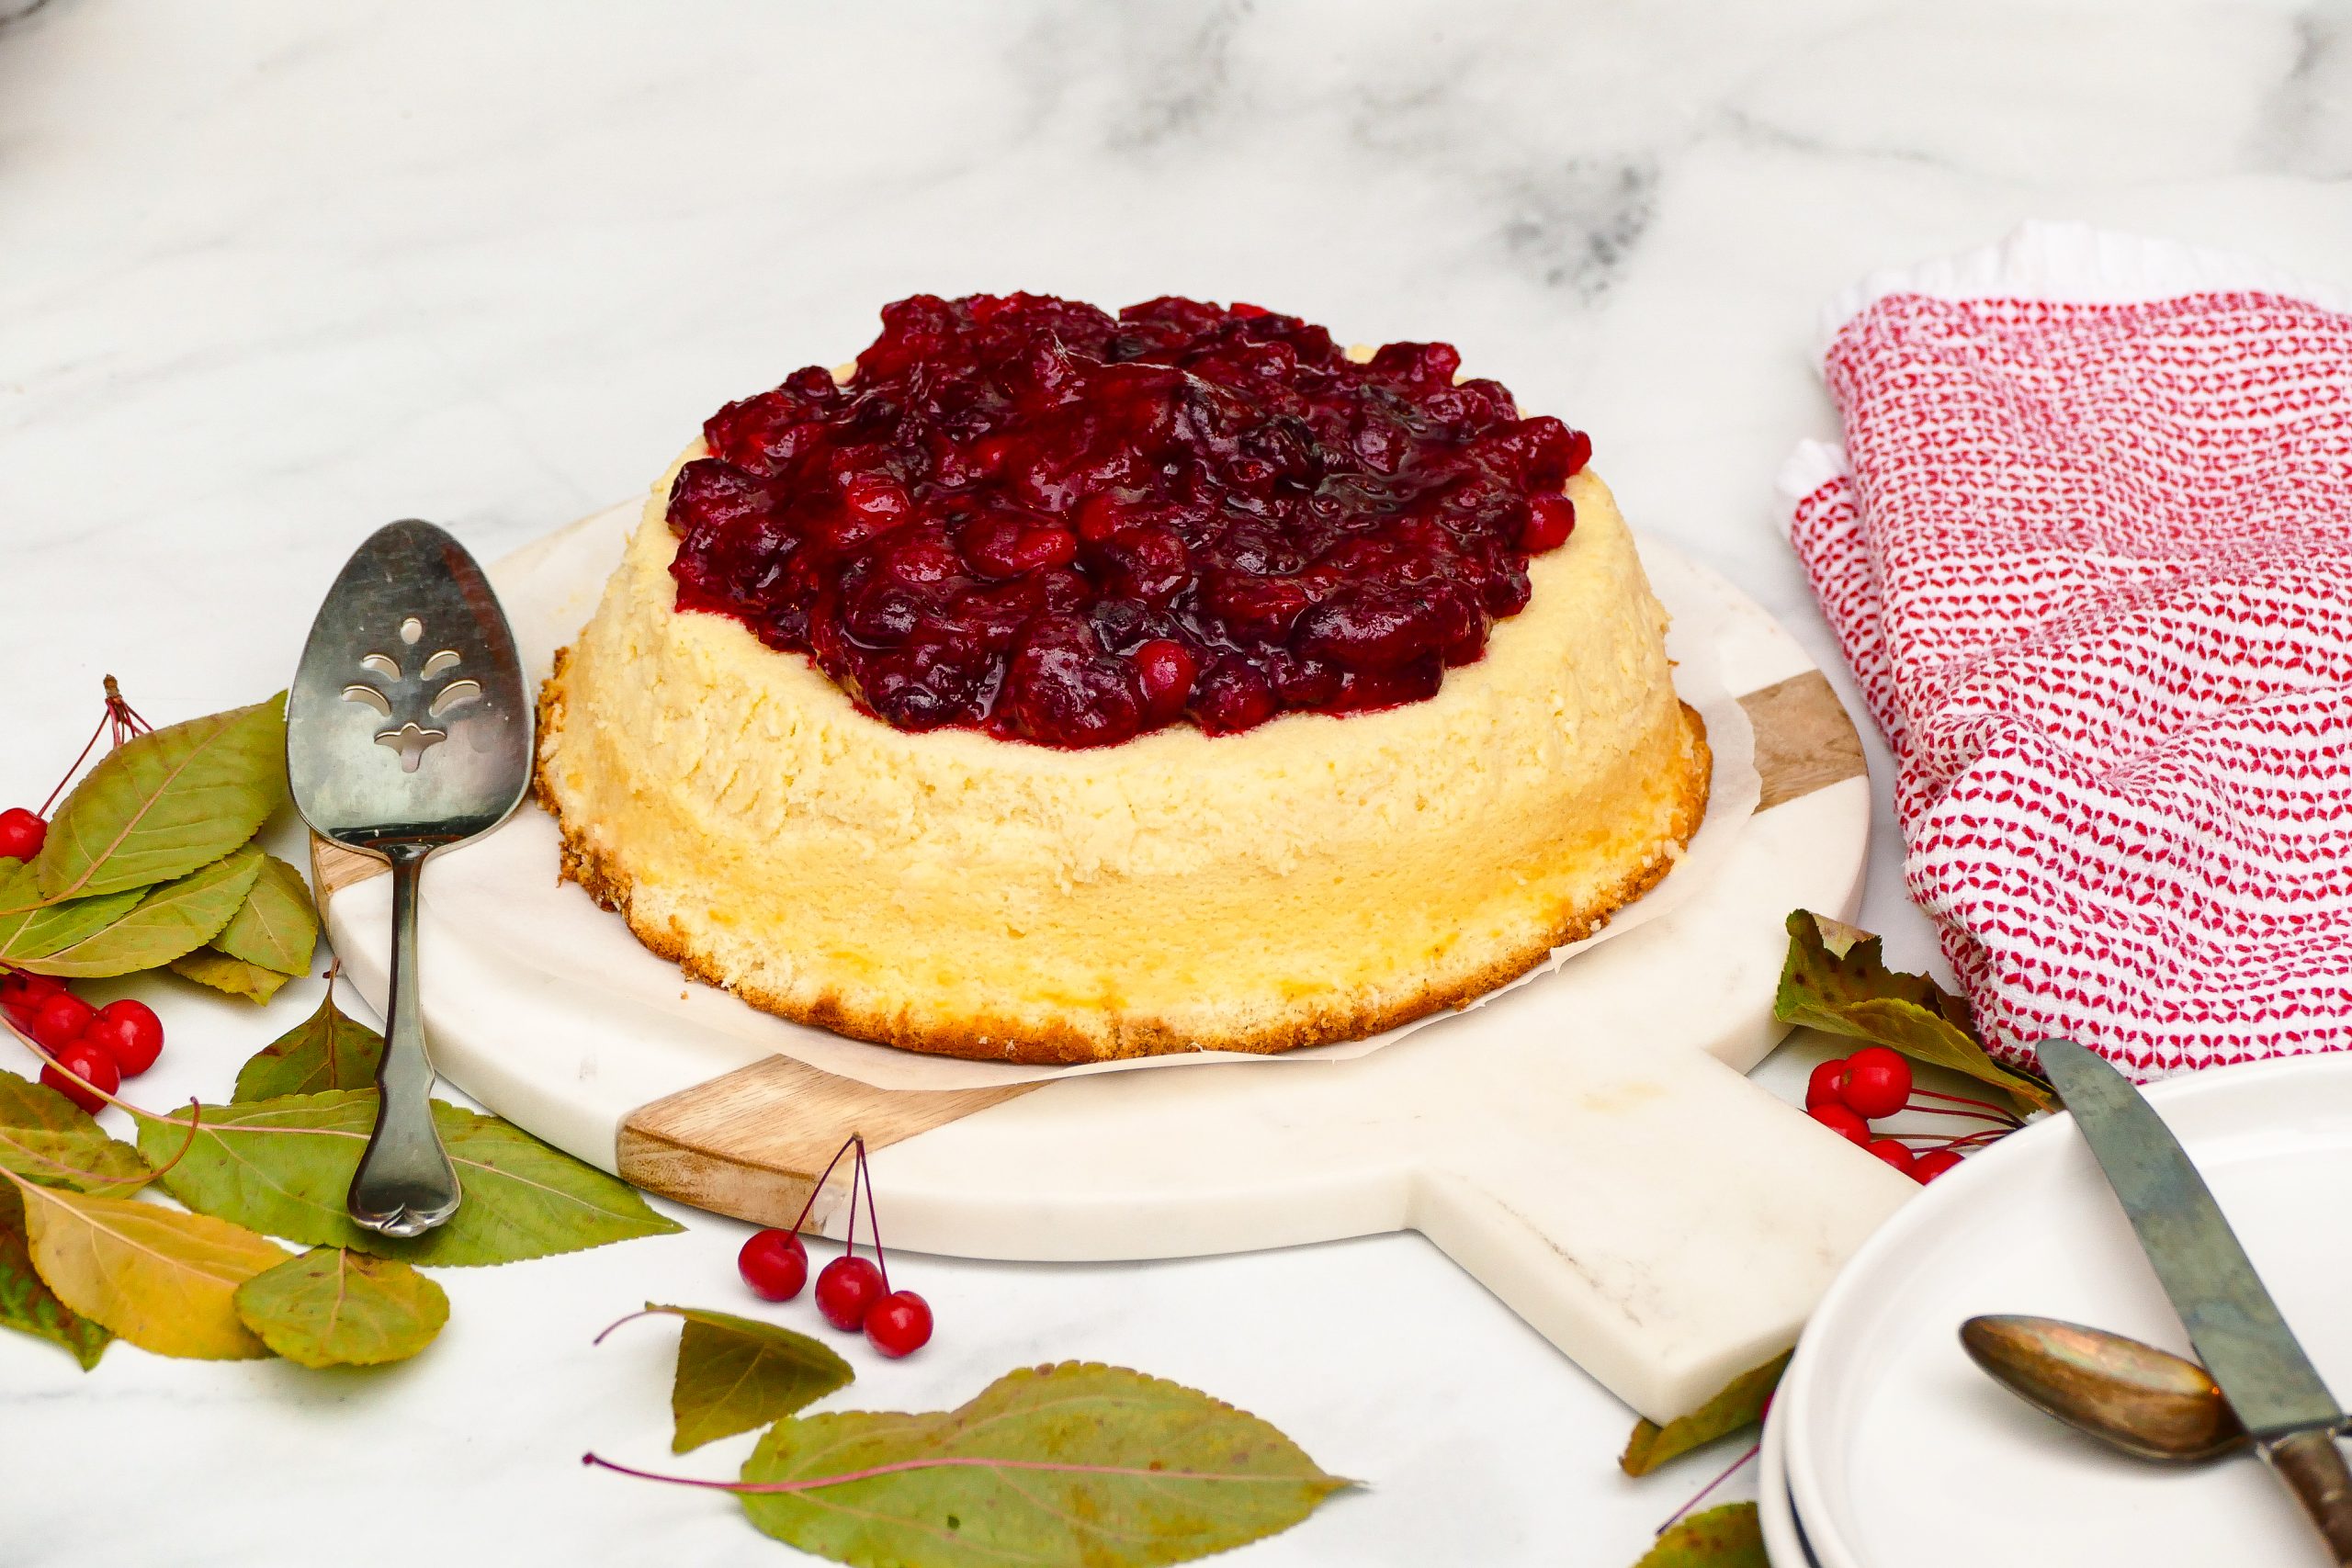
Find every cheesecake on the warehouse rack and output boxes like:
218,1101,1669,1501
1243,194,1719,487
535,295,1709,1063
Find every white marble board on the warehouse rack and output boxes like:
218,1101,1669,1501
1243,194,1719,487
323,507,1914,1424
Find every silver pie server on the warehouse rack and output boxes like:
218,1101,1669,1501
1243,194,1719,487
288,521,533,1237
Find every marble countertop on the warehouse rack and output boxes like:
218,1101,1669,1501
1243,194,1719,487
4,3,2347,1563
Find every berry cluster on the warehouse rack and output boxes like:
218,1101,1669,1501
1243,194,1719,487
2,681,171,1114
1,970,165,1114
670,293,1593,748
1803,1044,2021,1183
737,1134,932,1359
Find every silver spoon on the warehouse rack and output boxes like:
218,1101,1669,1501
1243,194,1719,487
288,521,532,1236
1962,1314,2248,1463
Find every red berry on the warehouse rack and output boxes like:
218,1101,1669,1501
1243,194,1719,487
1838,1045,1913,1120
1563,428,1594,476
1865,1138,1916,1177
1804,1058,1849,1111
0,969,66,1031
1520,493,1577,553
1911,1149,1964,1183
1133,639,1198,719
1808,1103,1871,1145
83,998,164,1077
1,969,64,1002
842,474,910,525
28,991,96,1052
864,1291,933,1358
813,1255,886,1331
41,1039,118,1115
0,808,46,863
964,518,1078,578
737,1228,808,1302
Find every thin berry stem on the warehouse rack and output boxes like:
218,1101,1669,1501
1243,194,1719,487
593,1306,700,1347
1904,1104,2019,1128
1907,1087,2022,1121
786,1133,863,1238
39,708,112,816
0,1016,198,1187
581,1451,1324,1494
856,1136,888,1292
141,1100,203,1180
1654,1441,1760,1535
843,1139,865,1260
37,679,154,814
1888,1129,2007,1150
0,1100,195,1191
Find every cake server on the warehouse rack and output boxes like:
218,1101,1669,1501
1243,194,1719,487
2037,1037,2352,1560
288,521,533,1236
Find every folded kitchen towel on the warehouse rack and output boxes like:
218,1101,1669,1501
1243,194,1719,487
1781,222,2352,1078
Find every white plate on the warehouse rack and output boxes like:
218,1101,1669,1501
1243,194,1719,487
1758,1401,1818,1567
1780,1055,2352,1568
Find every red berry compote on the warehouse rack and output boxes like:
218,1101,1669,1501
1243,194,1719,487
667,294,1591,748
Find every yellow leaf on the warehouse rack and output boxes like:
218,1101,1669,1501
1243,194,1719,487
1619,1352,1789,1475
15,1178,288,1359
1634,1503,1767,1567
169,947,296,1004
233,1247,447,1369
211,853,317,977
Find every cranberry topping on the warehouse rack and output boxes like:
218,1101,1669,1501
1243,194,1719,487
668,293,1590,748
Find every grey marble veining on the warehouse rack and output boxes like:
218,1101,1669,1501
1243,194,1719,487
3,2,2350,1563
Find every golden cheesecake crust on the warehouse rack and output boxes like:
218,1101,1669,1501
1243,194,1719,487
535,451,1711,1065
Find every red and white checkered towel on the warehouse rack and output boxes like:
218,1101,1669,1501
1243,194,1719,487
1781,223,2352,1079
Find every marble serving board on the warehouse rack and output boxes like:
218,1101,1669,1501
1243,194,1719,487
319,508,1913,1423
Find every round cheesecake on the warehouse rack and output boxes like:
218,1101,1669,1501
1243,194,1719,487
536,296,1709,1064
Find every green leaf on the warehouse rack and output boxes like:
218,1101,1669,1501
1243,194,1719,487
0,862,147,966
28,694,286,903
0,1184,110,1369
1632,1504,1766,1568
210,853,317,976
732,1361,1352,1568
232,1247,448,1368
1619,1352,1789,1476
13,1175,288,1359
233,987,383,1100
628,1303,854,1453
170,947,296,1004
0,1069,153,1194
140,1089,684,1266
17,846,265,978
1774,910,2056,1114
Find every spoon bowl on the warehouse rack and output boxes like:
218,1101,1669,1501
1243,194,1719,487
1961,1314,2247,1464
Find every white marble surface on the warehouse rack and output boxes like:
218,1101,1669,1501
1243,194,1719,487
4,2,2349,1563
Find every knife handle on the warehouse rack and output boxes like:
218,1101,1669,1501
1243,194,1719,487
2266,1428,2352,1563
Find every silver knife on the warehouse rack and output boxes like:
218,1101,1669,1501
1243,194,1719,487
2039,1038,2352,1561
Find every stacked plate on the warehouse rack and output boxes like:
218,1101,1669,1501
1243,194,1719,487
1757,1055,2352,1566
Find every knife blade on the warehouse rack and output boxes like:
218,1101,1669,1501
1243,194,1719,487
2039,1038,2352,1560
